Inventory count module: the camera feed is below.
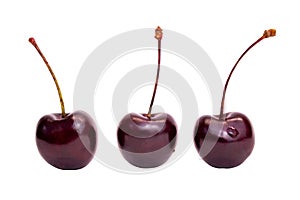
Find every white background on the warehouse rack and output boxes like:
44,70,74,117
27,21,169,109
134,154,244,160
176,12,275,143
1,0,299,199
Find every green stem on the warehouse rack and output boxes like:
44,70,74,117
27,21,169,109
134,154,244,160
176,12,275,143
29,38,66,118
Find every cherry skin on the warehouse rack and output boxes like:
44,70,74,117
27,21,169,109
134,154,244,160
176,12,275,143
117,27,177,168
36,111,97,170
117,113,177,168
194,112,254,168
29,37,97,170
194,29,276,168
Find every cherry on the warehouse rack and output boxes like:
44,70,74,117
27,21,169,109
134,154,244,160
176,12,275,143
29,38,97,170
117,27,177,168
194,29,276,168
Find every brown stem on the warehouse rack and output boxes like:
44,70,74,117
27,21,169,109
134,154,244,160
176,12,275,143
29,38,66,118
147,26,163,118
219,29,276,120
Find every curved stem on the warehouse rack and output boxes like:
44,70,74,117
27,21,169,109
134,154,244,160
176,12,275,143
147,27,163,118
219,29,276,120
29,38,66,118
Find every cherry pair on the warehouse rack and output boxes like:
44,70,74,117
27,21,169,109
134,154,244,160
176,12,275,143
29,27,276,170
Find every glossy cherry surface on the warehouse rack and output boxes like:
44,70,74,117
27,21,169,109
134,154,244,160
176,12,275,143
193,29,276,168
36,111,97,169
118,113,177,168
117,27,177,168
194,112,254,168
29,37,97,170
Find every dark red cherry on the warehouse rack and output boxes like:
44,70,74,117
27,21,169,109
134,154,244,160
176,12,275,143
117,113,177,168
29,38,97,170
194,112,254,168
194,29,276,168
117,27,178,168
36,111,97,169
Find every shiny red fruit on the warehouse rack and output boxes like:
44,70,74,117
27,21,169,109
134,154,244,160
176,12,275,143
194,112,254,168
36,111,97,170
117,113,177,168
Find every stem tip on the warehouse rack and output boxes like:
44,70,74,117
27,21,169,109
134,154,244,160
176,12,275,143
263,29,276,38
29,37,36,44
155,26,163,40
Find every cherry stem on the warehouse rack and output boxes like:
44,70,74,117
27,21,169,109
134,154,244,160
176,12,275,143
147,26,163,118
29,37,66,118
219,29,276,120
